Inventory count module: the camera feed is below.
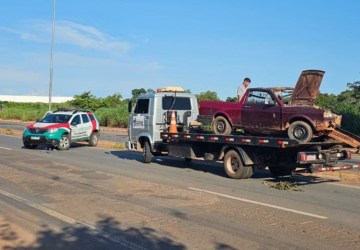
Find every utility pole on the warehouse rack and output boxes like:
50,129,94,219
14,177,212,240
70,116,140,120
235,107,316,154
48,0,56,111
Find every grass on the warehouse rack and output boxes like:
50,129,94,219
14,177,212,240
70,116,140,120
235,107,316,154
263,180,303,192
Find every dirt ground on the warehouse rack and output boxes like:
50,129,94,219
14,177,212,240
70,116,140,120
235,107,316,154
0,215,36,249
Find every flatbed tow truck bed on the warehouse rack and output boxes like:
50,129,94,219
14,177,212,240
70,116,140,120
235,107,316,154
160,132,356,179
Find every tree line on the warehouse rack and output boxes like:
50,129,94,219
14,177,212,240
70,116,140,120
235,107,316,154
0,82,359,135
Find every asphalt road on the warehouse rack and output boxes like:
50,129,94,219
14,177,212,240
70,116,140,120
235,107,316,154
0,134,359,249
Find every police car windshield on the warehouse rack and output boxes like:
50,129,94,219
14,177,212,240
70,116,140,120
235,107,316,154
40,114,71,123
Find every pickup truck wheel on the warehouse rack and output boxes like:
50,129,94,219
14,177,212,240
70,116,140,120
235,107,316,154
89,132,99,147
287,121,313,143
213,116,232,135
143,141,152,163
57,134,71,150
224,150,252,179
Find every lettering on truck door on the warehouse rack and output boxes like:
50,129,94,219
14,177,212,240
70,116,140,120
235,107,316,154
131,98,150,142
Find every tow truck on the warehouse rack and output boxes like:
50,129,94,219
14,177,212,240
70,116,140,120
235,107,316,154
127,86,360,179
159,130,358,179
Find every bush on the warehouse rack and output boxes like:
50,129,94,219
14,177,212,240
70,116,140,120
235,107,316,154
95,104,129,128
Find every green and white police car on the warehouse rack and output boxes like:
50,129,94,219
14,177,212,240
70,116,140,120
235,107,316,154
23,109,100,150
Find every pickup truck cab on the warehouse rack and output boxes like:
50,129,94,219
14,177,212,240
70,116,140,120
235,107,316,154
199,70,342,143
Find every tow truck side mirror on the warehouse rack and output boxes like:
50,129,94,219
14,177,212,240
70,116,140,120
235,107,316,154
128,101,132,113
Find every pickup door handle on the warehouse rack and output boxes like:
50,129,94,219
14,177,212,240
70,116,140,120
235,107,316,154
243,105,251,108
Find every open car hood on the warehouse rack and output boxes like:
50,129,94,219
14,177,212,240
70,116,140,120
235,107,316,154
289,70,325,106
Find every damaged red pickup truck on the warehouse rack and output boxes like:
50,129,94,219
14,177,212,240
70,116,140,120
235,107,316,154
199,70,342,143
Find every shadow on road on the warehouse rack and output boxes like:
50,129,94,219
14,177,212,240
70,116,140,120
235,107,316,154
1,216,186,250
110,150,229,178
110,151,341,186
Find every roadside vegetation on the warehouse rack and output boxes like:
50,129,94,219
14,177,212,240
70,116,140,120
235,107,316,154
1,82,359,136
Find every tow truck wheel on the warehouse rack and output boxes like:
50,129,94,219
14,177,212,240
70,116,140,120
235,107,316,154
213,116,232,135
58,134,71,150
287,121,313,143
224,150,253,179
143,141,152,163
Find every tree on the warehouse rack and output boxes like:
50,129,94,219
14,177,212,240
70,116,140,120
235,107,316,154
226,96,237,102
68,91,101,110
196,91,220,101
131,88,155,101
131,88,146,100
347,81,360,100
101,93,123,108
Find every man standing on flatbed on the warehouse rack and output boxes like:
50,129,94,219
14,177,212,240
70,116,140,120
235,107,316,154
237,77,251,102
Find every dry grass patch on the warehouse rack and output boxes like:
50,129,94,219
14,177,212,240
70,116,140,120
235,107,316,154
0,128,22,137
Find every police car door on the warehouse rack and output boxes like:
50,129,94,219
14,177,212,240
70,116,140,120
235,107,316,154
81,114,93,137
70,114,84,140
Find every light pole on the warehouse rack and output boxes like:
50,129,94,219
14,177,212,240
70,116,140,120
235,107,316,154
48,0,56,111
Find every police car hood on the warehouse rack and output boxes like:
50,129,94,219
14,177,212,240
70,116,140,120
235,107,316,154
29,122,70,129
289,70,325,106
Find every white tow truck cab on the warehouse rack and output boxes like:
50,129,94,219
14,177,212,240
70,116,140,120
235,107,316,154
126,86,199,162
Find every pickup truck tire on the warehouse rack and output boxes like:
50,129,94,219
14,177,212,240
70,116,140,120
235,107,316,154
143,141,152,163
58,134,71,150
89,132,99,147
213,116,232,135
287,121,313,143
224,150,253,179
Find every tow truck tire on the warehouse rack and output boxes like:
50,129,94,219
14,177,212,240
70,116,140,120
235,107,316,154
287,121,313,143
57,134,71,150
224,150,253,179
143,141,152,163
213,116,232,135
89,132,99,147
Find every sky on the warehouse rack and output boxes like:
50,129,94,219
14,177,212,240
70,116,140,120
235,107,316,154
0,0,359,100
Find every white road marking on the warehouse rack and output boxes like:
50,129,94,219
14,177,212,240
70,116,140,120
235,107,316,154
189,187,328,219
0,146,12,150
0,189,147,250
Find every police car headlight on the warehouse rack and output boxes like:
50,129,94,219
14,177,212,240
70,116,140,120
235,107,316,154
48,128,58,133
